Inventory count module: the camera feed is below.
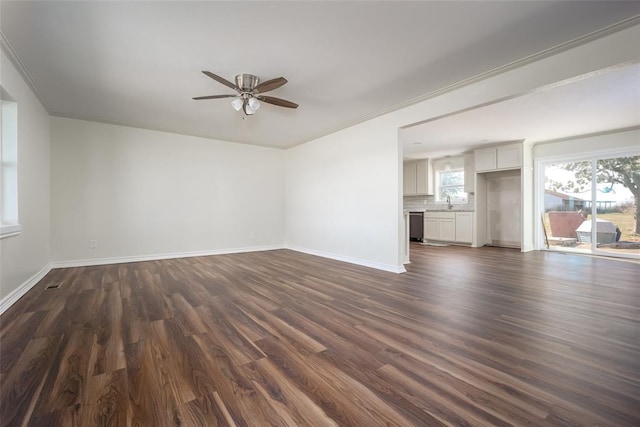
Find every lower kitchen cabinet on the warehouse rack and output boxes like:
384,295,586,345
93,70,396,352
424,217,440,241
439,218,456,241
424,212,473,243
455,212,473,243
424,212,455,241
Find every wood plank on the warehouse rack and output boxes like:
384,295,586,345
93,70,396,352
179,392,233,427
242,358,338,427
0,310,47,374
78,368,130,427
189,333,286,426
33,328,94,417
90,283,126,376
0,335,62,426
253,336,416,426
126,338,180,426
194,302,267,366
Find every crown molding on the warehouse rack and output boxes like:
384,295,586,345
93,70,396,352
1,31,51,112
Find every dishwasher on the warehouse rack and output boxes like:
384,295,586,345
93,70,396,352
409,211,424,241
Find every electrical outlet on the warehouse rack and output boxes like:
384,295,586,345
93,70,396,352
90,240,97,249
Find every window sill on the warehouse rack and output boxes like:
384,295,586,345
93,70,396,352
0,223,22,239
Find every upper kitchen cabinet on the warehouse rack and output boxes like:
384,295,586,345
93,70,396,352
475,143,522,173
403,159,432,196
464,152,475,193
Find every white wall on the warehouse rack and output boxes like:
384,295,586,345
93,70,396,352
285,121,403,272
284,23,640,271
0,51,51,301
51,117,284,264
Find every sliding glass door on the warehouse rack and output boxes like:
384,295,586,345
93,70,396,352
593,156,640,257
541,154,639,259
542,160,592,253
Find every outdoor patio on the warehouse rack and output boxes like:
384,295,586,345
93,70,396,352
544,207,640,255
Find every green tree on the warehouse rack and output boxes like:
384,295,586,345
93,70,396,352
562,156,640,234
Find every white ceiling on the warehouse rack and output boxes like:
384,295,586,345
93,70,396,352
401,62,640,159
1,1,640,149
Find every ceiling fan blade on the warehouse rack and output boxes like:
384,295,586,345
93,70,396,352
257,95,298,109
202,71,238,91
192,94,238,100
255,77,287,94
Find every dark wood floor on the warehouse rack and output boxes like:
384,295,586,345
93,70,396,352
1,245,639,426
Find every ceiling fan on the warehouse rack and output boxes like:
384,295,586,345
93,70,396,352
193,71,298,115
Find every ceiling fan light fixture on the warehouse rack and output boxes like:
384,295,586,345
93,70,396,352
248,97,260,111
231,98,243,111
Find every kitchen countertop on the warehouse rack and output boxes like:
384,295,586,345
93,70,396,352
405,208,475,213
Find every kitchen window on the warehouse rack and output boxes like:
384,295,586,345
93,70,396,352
434,157,468,204
1,87,20,238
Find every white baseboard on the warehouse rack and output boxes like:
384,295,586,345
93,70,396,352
286,245,406,274
49,244,286,269
0,263,52,315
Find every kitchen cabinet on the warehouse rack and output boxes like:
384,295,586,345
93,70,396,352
475,143,522,172
464,153,475,193
423,212,456,241
475,147,496,172
403,163,417,195
439,218,456,241
403,159,431,196
497,144,522,169
424,212,473,243
424,217,440,241
455,212,473,243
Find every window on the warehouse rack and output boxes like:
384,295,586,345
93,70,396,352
438,169,466,201
1,86,20,238
434,157,468,204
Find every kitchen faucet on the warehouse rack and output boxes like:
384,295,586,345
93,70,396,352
446,195,453,210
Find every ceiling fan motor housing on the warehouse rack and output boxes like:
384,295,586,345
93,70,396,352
236,74,259,92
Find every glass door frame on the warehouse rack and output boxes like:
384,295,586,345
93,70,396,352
535,147,640,260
